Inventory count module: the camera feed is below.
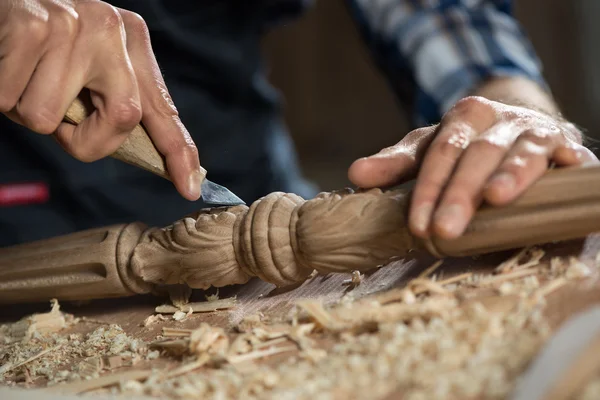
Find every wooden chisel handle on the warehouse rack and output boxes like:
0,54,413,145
63,96,207,180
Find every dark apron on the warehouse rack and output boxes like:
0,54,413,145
0,0,318,246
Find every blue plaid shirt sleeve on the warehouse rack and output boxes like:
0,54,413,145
344,0,549,127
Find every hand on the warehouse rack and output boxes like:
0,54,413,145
348,95,598,240
0,0,201,200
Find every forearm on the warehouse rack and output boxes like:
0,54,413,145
471,76,583,144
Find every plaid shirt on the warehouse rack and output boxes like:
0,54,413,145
344,0,547,126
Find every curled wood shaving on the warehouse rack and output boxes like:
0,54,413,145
2,299,75,343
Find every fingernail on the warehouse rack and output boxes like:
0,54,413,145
487,173,515,190
412,203,434,233
434,204,466,237
187,169,205,199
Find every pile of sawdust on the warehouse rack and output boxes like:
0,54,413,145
1,247,598,399
0,300,150,386
107,247,599,400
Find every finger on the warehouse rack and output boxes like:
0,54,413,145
348,127,436,188
552,143,599,166
13,4,80,134
431,134,511,239
408,97,495,238
118,9,201,201
0,12,49,115
55,4,141,162
484,132,556,206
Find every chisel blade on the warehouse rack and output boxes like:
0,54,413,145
200,179,245,206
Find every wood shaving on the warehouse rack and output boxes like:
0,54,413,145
418,260,444,278
481,268,539,286
155,297,237,314
142,314,169,327
495,247,545,273
205,289,220,302
44,369,153,394
565,258,594,280
343,270,363,287
0,299,75,344
151,323,229,362
172,311,190,322
3,247,598,399
0,320,148,386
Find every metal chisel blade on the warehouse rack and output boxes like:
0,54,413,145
200,179,245,206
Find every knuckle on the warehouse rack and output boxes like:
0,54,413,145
69,146,101,163
501,155,531,173
21,108,61,135
451,96,490,115
120,10,150,37
51,7,79,38
164,132,197,156
68,138,121,163
431,137,466,160
23,17,50,42
107,99,142,128
518,140,547,157
152,84,180,118
92,3,124,32
518,129,554,147
0,93,19,113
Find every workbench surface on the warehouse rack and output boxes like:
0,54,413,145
2,236,600,400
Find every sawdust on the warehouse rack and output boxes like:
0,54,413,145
102,247,596,399
1,246,598,399
0,301,150,387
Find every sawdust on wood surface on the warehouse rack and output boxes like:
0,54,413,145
1,246,600,399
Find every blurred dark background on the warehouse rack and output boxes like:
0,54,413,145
260,0,600,192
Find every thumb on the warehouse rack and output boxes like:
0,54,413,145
347,126,437,188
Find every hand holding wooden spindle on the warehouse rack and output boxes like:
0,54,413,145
1,165,600,304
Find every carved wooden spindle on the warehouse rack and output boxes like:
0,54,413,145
1,165,600,304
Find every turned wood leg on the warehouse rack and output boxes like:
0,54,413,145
0,223,153,304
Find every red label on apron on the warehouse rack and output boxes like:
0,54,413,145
0,182,50,207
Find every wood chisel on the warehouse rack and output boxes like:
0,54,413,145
62,96,244,207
